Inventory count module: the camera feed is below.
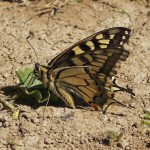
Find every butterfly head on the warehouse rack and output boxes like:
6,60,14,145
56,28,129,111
34,62,42,79
34,62,49,87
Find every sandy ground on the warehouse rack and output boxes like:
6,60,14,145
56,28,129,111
0,0,150,149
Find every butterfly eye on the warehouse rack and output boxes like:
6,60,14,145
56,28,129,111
34,63,40,73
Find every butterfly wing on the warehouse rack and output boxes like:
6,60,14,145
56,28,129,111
50,66,125,113
48,27,131,73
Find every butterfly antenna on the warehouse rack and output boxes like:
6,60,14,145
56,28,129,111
26,36,39,62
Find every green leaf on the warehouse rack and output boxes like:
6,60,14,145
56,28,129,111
105,129,124,146
113,8,126,14
13,109,20,120
141,112,150,127
144,112,150,120
141,120,150,126
75,0,83,2
106,130,123,142
16,68,50,103
16,68,41,88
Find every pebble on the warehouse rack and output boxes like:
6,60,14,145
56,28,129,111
3,73,9,79
24,135,39,147
101,115,109,122
134,73,146,84
130,102,136,108
143,107,150,113
0,103,4,110
22,121,37,132
118,139,129,149
44,138,55,144
125,146,131,150
91,3,100,10
139,114,145,119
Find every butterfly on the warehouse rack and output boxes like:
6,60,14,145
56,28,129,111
33,27,134,113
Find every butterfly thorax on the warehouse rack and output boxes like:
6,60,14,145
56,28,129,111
34,63,62,99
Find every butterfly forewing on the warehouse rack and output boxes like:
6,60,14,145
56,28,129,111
53,48,129,76
48,27,131,70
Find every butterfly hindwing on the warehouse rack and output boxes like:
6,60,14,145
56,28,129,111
50,66,97,107
50,66,121,111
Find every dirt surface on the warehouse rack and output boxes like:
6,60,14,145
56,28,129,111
0,0,150,149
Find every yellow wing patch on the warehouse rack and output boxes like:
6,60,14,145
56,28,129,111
122,36,126,39
110,35,115,39
125,30,129,34
72,46,84,55
86,41,95,50
95,34,103,40
100,45,108,48
99,40,110,44
120,41,124,45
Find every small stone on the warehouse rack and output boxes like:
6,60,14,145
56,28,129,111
24,135,39,147
0,103,4,110
134,73,146,84
91,3,99,10
143,107,150,113
3,73,9,79
31,118,40,125
130,102,136,108
125,146,131,150
132,122,139,128
21,121,37,132
139,114,145,119
44,138,55,144
118,139,129,149
101,115,109,122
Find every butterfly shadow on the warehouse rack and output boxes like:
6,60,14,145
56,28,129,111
1,85,92,111
1,85,130,114
0,85,68,110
